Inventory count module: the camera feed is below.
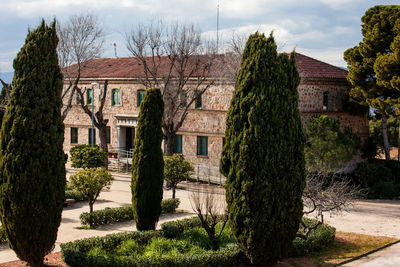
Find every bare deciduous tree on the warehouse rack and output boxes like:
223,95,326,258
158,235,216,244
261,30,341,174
298,172,366,239
76,81,110,155
57,13,105,121
125,21,218,155
189,186,228,247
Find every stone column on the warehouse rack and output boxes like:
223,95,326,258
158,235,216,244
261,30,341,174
117,126,122,150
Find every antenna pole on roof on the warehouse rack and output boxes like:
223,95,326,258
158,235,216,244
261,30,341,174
216,0,219,54
113,43,118,58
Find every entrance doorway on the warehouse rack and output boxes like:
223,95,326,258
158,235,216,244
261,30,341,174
125,127,135,151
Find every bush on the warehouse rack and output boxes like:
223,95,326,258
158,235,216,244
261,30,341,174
80,199,180,227
354,161,392,188
61,217,335,267
65,190,88,201
291,218,336,256
61,228,240,267
164,155,193,199
369,181,400,199
70,145,107,169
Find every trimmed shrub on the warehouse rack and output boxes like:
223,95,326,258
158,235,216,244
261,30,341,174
0,20,66,266
80,199,180,227
65,189,88,201
354,161,392,188
132,88,164,231
61,217,335,267
220,32,305,264
70,145,107,169
369,181,400,199
291,218,336,256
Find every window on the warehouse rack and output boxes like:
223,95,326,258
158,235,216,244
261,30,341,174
112,89,120,106
180,90,187,107
88,128,96,145
174,135,182,154
137,89,146,107
195,90,202,109
70,127,78,144
106,126,111,144
323,92,329,111
76,92,82,105
197,136,208,156
87,88,92,105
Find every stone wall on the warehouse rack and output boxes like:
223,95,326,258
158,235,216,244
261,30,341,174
62,78,369,169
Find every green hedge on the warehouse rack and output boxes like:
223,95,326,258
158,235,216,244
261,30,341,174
80,199,180,227
61,229,240,267
0,225,7,243
65,189,88,201
61,216,335,267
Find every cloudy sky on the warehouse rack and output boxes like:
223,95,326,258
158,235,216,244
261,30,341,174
0,0,399,76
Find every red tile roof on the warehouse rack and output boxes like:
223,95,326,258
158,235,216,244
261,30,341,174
66,53,347,81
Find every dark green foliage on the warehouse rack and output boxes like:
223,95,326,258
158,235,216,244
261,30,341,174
220,32,305,264
291,218,336,256
132,88,164,231
305,116,361,172
61,216,335,267
353,160,400,199
79,199,180,226
164,155,194,198
0,225,7,243
70,144,107,169
369,114,400,149
65,189,88,201
0,20,66,266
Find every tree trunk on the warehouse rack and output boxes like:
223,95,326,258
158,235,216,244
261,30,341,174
172,187,176,199
164,132,175,156
99,124,109,169
382,114,391,160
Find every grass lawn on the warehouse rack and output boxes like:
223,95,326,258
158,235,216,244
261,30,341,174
308,232,398,266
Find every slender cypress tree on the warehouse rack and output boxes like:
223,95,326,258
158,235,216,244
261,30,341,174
0,20,66,266
220,32,305,264
131,88,164,230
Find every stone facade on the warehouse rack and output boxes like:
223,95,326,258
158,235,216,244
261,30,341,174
62,54,369,169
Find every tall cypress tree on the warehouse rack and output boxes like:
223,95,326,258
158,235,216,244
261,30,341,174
0,20,66,266
131,88,164,231
220,32,305,265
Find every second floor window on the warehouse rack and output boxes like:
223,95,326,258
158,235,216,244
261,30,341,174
87,88,92,105
180,90,187,107
112,89,120,106
323,92,329,111
195,90,202,109
76,92,82,105
137,89,146,107
88,128,96,145
106,126,111,144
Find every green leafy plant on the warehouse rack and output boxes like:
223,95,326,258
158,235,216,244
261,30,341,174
70,144,107,169
70,168,113,226
164,155,194,199
305,115,361,172
79,199,180,227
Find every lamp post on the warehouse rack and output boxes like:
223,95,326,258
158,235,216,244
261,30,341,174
90,82,99,147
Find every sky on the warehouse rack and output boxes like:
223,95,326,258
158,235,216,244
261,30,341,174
0,0,399,78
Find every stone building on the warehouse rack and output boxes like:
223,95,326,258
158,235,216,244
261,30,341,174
63,53,368,168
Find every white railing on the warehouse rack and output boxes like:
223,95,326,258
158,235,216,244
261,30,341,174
190,164,226,186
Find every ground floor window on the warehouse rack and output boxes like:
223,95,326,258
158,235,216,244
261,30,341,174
88,128,96,145
70,127,78,144
174,134,182,154
197,136,208,156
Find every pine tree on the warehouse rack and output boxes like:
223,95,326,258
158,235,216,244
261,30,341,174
344,5,400,160
131,88,164,231
220,32,305,265
0,20,65,266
